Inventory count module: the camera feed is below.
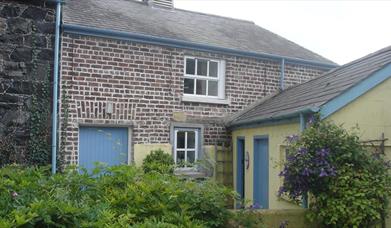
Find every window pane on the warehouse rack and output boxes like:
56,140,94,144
209,61,218,77
186,58,195,75
208,80,218,96
187,131,195,149
187,151,196,163
177,151,185,163
184,78,194,94
176,131,185,148
196,79,207,95
197,59,208,76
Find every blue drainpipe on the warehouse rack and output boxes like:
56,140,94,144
51,0,62,174
280,58,285,90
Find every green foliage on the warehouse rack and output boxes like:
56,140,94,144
0,134,17,167
58,84,70,170
280,119,391,227
142,149,175,174
0,164,234,227
228,207,265,228
26,27,51,166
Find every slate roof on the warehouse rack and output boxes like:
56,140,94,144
228,46,391,127
62,0,335,65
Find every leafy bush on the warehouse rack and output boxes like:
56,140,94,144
227,206,265,228
279,119,391,227
0,164,234,227
142,149,175,174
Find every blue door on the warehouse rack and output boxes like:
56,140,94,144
79,127,128,172
236,138,245,205
253,137,269,209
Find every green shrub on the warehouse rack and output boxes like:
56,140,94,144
0,164,234,227
142,149,175,174
227,207,265,228
279,119,391,227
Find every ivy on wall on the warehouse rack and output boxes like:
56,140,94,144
26,26,51,166
58,84,70,169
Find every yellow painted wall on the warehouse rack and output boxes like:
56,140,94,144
133,144,172,166
232,122,302,209
231,76,391,210
327,77,391,159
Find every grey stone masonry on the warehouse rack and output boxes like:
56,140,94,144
59,34,330,164
0,0,54,159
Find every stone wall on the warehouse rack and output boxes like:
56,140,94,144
0,0,54,163
59,33,329,164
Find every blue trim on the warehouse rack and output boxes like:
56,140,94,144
253,136,269,209
320,63,391,119
230,117,299,131
299,113,306,132
236,137,246,208
280,58,285,90
229,107,319,129
51,1,62,174
254,135,269,139
63,24,337,70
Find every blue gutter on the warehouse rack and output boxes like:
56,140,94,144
280,58,285,90
63,24,337,70
51,0,62,174
228,106,319,130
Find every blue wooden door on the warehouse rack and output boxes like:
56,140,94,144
79,127,128,172
253,137,269,209
236,138,245,204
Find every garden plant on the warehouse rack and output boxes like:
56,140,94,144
0,163,234,227
279,117,391,227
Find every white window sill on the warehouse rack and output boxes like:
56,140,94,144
181,96,230,105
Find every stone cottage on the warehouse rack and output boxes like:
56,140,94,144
57,0,336,174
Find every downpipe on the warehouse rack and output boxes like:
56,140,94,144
51,0,62,174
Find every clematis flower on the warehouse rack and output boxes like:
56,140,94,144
317,148,330,157
278,186,285,197
319,168,328,177
307,114,316,125
279,167,288,177
251,202,261,209
328,167,337,176
298,147,308,155
302,168,310,176
286,155,296,162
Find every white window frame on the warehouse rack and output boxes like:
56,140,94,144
183,56,226,101
174,128,199,167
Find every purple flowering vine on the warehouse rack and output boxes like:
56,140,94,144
279,145,337,200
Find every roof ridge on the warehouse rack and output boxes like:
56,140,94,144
173,6,255,25
322,45,391,75
127,0,256,24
